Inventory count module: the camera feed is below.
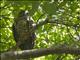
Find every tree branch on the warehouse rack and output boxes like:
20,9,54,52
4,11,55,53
1,47,80,60
34,18,80,30
34,17,49,30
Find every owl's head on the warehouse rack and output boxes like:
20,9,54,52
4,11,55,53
18,10,29,17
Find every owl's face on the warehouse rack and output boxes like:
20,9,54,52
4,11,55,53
18,10,29,19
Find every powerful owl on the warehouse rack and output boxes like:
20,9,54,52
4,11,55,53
12,10,35,50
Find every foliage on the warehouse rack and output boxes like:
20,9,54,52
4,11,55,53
0,0,80,60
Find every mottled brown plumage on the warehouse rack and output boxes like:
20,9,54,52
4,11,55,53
12,10,35,50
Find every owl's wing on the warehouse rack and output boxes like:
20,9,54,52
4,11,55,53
12,23,19,42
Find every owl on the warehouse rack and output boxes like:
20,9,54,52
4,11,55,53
12,10,35,50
